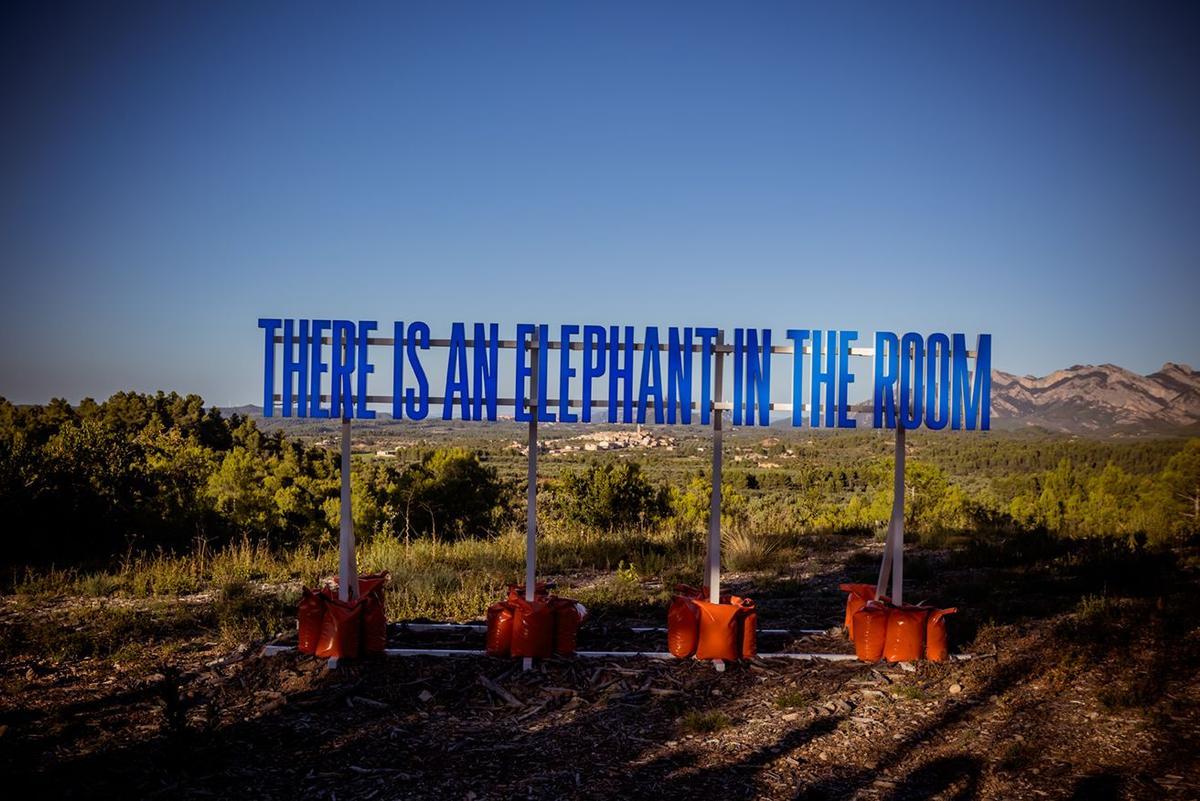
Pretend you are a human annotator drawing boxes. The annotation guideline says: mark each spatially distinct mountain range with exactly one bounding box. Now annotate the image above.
[991,363,1200,435]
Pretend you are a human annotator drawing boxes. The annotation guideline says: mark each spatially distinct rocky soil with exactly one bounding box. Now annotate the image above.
[2,539,1198,800]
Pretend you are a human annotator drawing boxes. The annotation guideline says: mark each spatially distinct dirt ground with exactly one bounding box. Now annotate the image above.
[2,538,1199,800]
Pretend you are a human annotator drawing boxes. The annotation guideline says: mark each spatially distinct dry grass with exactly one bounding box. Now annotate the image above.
[721,529,780,572]
[680,710,731,734]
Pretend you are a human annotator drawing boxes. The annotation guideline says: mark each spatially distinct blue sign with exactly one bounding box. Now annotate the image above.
[258,320,992,430]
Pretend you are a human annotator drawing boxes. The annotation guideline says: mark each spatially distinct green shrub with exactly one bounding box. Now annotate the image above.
[680,710,730,734]
[373,448,508,542]
[775,689,813,709]
[553,462,670,531]
[670,475,750,534]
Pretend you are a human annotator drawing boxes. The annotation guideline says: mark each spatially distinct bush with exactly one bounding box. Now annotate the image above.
[333,448,508,545]
[553,462,670,531]
[668,474,750,534]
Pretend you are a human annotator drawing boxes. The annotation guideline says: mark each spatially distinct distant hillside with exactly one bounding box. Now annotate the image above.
[992,363,1200,435]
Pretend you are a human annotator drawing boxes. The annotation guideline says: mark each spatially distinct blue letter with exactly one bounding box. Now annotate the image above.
[608,325,634,423]
[515,323,534,422]
[330,320,356,420]
[697,328,718,425]
[405,321,429,420]
[473,323,499,421]
[559,324,579,423]
[258,318,281,418]
[282,319,310,418]
[666,327,693,424]
[537,324,556,422]
[787,329,809,427]
[899,332,924,429]
[952,333,991,430]
[581,325,606,423]
[745,328,771,427]
[310,319,330,419]
[392,320,405,420]
[732,329,745,426]
[443,322,470,420]
[356,321,376,420]
[837,330,857,428]
[637,326,664,424]
[873,331,899,429]
[925,332,950,430]
[810,330,836,428]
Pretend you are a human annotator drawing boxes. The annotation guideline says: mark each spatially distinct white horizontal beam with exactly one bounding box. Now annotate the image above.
[263,644,955,663]
[271,336,976,359]
[629,626,825,635]
[369,622,829,635]
[757,653,859,661]
[271,392,872,414]
[385,648,487,656]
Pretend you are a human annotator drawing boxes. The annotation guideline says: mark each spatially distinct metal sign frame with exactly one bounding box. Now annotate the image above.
[263,325,987,661]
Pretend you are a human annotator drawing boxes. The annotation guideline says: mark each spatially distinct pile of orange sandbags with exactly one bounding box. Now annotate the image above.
[485,584,588,659]
[297,572,390,659]
[839,587,957,662]
[667,585,757,661]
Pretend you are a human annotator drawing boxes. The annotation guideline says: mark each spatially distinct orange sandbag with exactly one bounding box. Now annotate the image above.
[925,607,958,662]
[678,584,737,602]
[508,582,550,602]
[852,602,891,661]
[839,583,877,639]
[667,594,701,658]
[884,605,931,663]
[695,600,742,661]
[510,596,553,658]
[297,587,326,655]
[358,571,389,599]
[549,597,586,656]
[485,601,515,657]
[736,597,757,659]
[360,591,388,656]
[315,596,364,659]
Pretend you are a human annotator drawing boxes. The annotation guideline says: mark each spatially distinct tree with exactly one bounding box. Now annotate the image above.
[366,448,508,543]
[1160,439,1200,538]
[206,447,281,535]
[670,474,749,533]
[1077,463,1141,538]
[554,462,670,531]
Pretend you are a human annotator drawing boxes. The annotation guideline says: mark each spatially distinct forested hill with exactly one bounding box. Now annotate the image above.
[2,391,1199,573]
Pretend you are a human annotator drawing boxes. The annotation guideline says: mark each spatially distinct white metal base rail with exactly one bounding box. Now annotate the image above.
[397,623,827,635]
[262,643,857,662]
[261,643,973,664]
[277,331,936,671]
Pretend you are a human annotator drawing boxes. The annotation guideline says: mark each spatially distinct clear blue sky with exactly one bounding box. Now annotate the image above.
[2,1,1197,406]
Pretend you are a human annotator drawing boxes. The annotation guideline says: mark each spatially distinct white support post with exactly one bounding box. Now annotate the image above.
[892,422,905,606]
[338,337,358,603]
[707,331,725,605]
[523,329,539,671]
[875,514,895,602]
[875,423,906,605]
